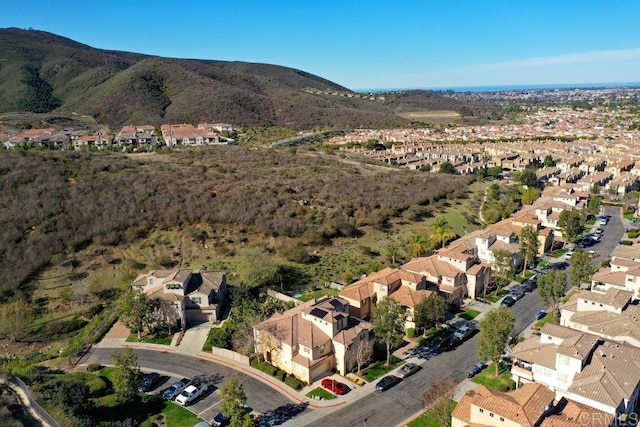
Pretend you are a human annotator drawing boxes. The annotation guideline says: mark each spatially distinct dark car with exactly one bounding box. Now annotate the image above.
[212,412,231,427]
[467,362,487,378]
[435,334,460,353]
[536,310,547,320]
[162,378,188,400]
[522,280,536,292]
[501,296,516,307]
[397,362,421,379]
[375,375,402,392]
[321,378,349,395]
[138,372,160,392]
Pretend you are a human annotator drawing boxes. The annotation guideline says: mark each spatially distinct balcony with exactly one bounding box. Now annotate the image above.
[511,361,533,381]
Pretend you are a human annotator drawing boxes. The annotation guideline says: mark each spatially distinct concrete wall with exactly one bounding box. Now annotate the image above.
[210,347,250,365]
[266,289,302,306]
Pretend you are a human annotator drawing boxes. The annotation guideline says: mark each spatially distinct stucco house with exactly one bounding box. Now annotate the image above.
[132,269,228,329]
[253,296,374,384]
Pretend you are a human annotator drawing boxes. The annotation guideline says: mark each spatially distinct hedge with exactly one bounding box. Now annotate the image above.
[407,328,415,338]
[285,376,304,390]
[251,360,278,376]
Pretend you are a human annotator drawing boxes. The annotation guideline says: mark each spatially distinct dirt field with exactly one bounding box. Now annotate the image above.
[396,110,461,121]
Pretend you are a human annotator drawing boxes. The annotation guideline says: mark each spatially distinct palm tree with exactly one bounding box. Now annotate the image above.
[430,217,456,249]
[407,233,429,258]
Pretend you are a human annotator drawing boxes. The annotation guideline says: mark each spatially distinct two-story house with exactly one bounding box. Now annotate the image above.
[253,296,374,384]
[132,269,228,329]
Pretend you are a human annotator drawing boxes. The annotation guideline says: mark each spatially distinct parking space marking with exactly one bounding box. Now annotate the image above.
[199,398,222,416]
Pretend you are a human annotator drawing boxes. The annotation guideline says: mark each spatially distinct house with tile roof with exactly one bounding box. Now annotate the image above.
[590,257,640,301]
[560,288,640,347]
[452,383,555,427]
[132,269,228,329]
[510,323,640,419]
[253,296,374,384]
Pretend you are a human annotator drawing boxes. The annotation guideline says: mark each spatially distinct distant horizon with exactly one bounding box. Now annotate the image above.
[356,81,640,94]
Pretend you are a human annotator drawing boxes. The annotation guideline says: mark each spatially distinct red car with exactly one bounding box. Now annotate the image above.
[321,378,348,395]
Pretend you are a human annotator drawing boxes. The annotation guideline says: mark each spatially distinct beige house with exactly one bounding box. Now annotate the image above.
[132,269,228,329]
[510,323,640,419]
[452,383,555,427]
[590,257,640,300]
[253,296,374,384]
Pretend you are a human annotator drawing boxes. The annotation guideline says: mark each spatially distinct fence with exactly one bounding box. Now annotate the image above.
[325,282,344,291]
[266,289,302,306]
[210,347,250,365]
[0,375,61,427]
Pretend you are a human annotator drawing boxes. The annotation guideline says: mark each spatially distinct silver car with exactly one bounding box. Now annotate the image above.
[397,362,420,378]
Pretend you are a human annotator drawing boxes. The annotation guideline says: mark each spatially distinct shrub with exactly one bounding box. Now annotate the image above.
[61,318,88,334]
[622,240,633,246]
[86,363,103,372]
[407,328,416,338]
[285,375,304,390]
[276,369,286,381]
[628,230,638,239]
[250,360,278,376]
[203,325,233,351]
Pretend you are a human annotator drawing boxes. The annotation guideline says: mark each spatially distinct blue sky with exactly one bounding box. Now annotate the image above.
[3,0,640,90]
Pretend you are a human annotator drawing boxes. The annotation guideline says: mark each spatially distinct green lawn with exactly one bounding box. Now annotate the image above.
[624,210,636,220]
[551,248,569,258]
[459,309,480,321]
[534,312,555,330]
[143,401,203,427]
[297,287,340,302]
[486,289,509,303]
[408,399,457,427]
[126,333,173,345]
[472,363,515,392]
[513,271,535,283]
[306,387,337,400]
[363,357,404,382]
[418,327,450,347]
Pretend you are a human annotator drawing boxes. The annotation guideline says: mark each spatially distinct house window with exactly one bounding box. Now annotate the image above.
[479,409,484,413]
[558,354,569,366]
[192,297,201,304]
[166,283,180,290]
[500,417,505,422]
[490,413,494,418]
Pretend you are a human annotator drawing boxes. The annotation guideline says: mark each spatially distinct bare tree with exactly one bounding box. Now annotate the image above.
[255,324,280,363]
[355,339,372,374]
[422,378,457,427]
[147,299,181,335]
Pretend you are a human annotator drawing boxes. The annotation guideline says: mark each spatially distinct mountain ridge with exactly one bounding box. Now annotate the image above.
[0,28,502,128]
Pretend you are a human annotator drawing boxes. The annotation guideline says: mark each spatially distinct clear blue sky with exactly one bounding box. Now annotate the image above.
[3,0,640,90]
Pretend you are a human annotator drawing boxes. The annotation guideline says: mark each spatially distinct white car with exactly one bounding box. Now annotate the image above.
[564,251,574,260]
[175,384,205,406]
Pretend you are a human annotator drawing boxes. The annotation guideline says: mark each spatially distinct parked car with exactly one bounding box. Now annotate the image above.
[321,378,349,395]
[175,384,206,406]
[375,375,402,392]
[467,362,487,378]
[564,251,574,260]
[162,378,189,400]
[397,362,421,379]
[436,334,461,352]
[522,279,537,292]
[138,372,160,392]
[536,310,547,320]
[501,296,516,307]
[211,412,231,427]
[453,325,474,341]
[509,289,525,300]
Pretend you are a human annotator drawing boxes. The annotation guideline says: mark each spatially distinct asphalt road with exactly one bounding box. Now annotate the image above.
[89,348,295,423]
[306,291,542,427]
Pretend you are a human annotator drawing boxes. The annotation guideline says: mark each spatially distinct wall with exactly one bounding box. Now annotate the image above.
[266,289,302,306]
[210,347,250,365]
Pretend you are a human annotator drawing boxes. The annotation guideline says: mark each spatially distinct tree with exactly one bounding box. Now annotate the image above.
[478,308,515,376]
[421,378,457,427]
[147,299,181,334]
[407,233,429,258]
[521,187,540,205]
[543,155,556,167]
[492,249,514,294]
[355,339,373,374]
[430,218,456,249]
[413,294,446,333]
[519,225,539,277]
[385,242,401,266]
[371,297,406,366]
[587,195,602,216]
[51,378,91,415]
[236,246,280,288]
[220,378,248,427]
[538,270,567,320]
[111,348,139,402]
[570,250,595,289]
[513,169,538,188]
[438,162,457,174]
[558,210,583,243]
[118,288,149,339]
[0,299,33,342]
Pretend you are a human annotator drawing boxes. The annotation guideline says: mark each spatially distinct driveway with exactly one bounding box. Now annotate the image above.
[177,322,211,354]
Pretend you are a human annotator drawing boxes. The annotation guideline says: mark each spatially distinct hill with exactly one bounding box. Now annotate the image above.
[0,28,502,128]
